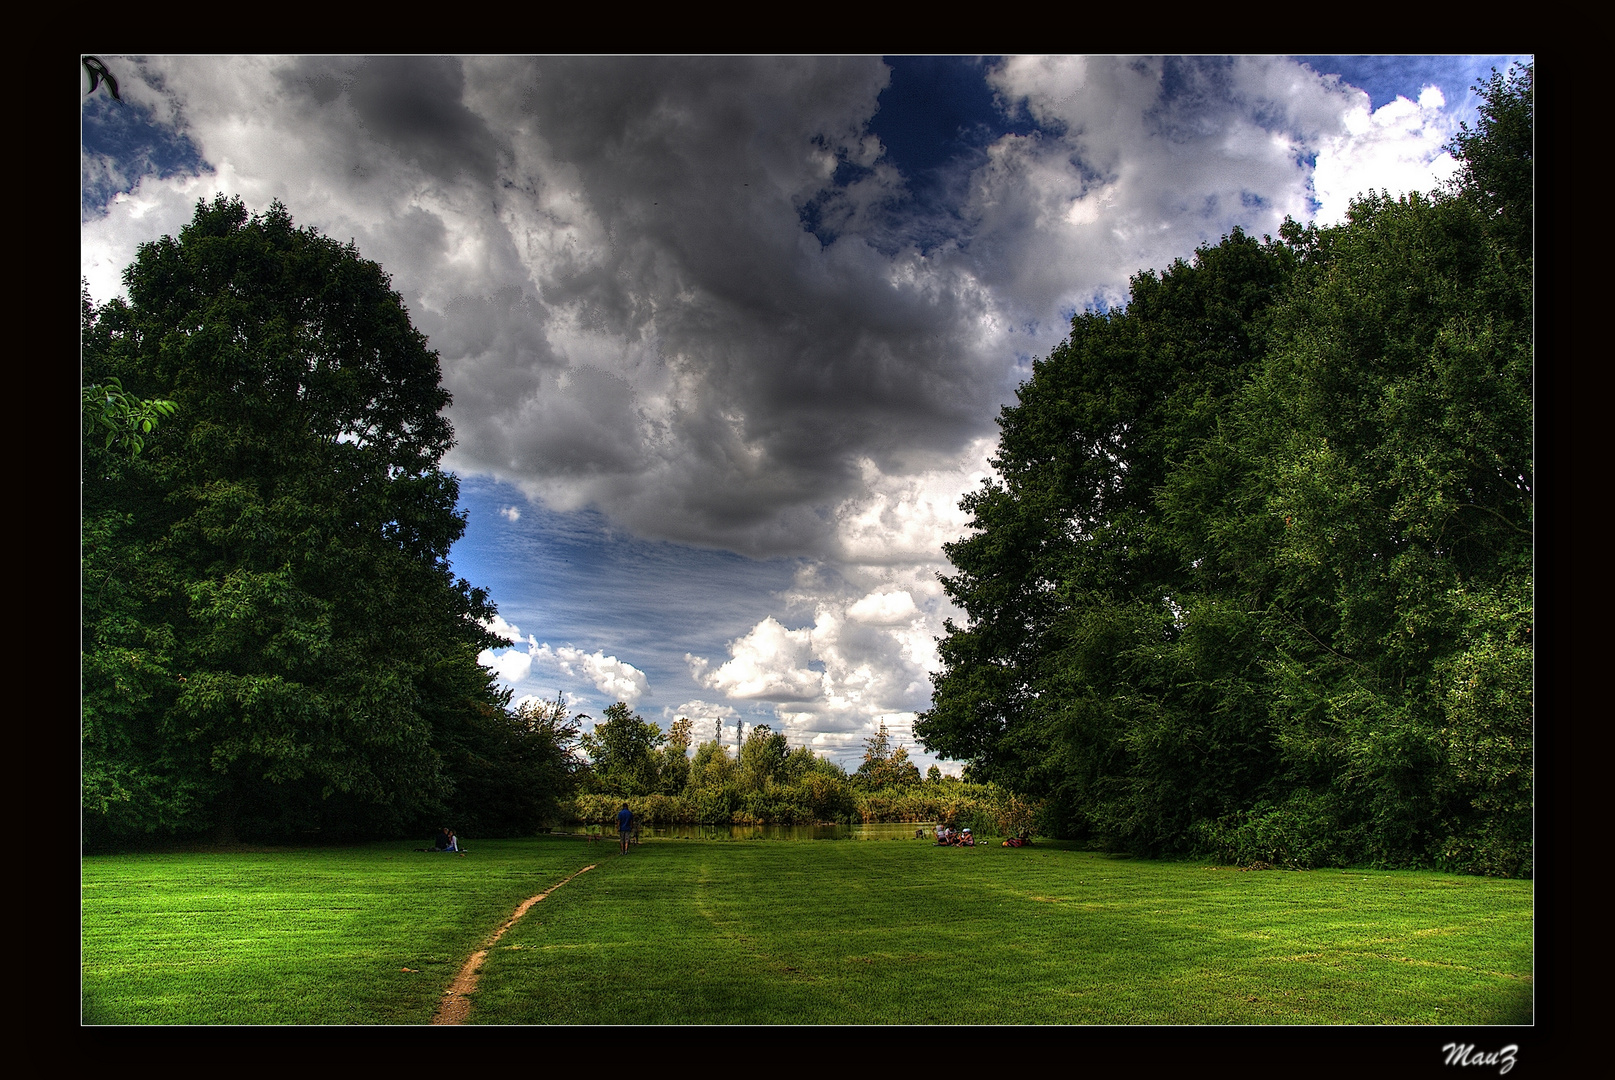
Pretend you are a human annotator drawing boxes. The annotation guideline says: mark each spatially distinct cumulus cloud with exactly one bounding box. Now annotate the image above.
[1310,89,1460,224]
[531,643,649,706]
[847,589,918,625]
[478,643,534,684]
[689,618,823,701]
[482,612,524,643]
[667,699,738,723]
[477,609,648,707]
[689,579,941,759]
[663,700,740,745]
[83,55,1495,766]
[974,56,1360,315]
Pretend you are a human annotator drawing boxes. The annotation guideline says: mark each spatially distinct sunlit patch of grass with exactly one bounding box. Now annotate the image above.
[470,841,1531,1025]
[82,838,1531,1025]
[81,838,598,1024]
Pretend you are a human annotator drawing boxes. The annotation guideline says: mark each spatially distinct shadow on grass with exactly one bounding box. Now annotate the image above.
[82,990,112,1025]
[1470,978,1532,1025]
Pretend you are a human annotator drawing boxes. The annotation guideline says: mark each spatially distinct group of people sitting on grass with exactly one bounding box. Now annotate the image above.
[930,824,1034,848]
[431,827,465,854]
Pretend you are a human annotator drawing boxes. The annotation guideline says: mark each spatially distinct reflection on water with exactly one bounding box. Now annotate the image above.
[563,822,935,842]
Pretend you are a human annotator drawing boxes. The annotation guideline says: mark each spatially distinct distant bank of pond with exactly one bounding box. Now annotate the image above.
[560,822,934,842]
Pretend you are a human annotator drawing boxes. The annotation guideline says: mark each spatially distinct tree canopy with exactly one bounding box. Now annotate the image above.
[579,702,667,797]
[82,196,572,845]
[855,721,922,789]
[917,62,1533,876]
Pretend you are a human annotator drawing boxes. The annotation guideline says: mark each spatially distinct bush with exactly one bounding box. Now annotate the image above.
[1195,790,1351,869]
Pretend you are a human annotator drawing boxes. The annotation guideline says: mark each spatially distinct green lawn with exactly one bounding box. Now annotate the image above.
[80,838,595,1024]
[82,836,1532,1025]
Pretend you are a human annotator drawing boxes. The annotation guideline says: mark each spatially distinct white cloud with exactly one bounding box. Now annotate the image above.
[83,56,1476,573]
[1311,92,1459,225]
[666,699,738,723]
[477,644,533,684]
[829,443,988,567]
[695,584,942,733]
[498,504,521,522]
[477,613,648,707]
[693,617,823,701]
[663,700,739,744]
[532,642,649,706]
[482,612,523,643]
[847,589,918,625]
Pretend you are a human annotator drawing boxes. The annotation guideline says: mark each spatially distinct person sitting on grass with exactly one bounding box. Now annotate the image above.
[434,827,451,852]
[617,803,634,854]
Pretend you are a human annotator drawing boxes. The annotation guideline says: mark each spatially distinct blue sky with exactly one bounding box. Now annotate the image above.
[82,55,1529,771]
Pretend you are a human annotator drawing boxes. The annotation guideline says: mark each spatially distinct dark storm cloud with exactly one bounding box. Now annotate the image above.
[397,56,1019,555]
[281,56,508,185]
[84,54,1491,565]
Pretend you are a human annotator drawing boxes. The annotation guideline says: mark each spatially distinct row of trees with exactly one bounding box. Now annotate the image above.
[917,65,1533,875]
[82,197,578,847]
[569,708,1002,826]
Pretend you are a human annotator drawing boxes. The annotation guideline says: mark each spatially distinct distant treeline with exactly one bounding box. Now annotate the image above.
[567,712,1038,835]
[917,65,1534,876]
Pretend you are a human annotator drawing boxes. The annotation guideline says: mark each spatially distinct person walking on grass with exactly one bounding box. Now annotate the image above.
[617,803,634,854]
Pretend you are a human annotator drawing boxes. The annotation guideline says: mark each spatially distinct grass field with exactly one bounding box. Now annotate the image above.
[81,836,1532,1025]
[80,839,591,1024]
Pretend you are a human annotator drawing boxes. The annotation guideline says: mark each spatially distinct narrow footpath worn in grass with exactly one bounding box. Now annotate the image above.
[469,839,1532,1025]
[81,838,597,1024]
[431,862,596,1025]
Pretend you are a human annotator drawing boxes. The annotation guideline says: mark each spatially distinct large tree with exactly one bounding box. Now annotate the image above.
[919,63,1532,874]
[82,196,519,844]
[580,702,666,797]
[1158,64,1533,874]
[917,227,1300,851]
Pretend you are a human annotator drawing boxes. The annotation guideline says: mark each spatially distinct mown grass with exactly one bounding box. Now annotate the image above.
[82,836,1532,1025]
[80,838,596,1024]
[471,840,1533,1025]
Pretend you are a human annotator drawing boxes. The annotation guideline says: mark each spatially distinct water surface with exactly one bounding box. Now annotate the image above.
[564,822,935,842]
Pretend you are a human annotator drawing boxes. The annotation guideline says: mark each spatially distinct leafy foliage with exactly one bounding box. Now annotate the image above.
[579,702,666,797]
[919,226,1298,853]
[1447,63,1533,257]
[81,196,551,845]
[918,63,1533,876]
[576,715,1013,827]
[83,378,177,456]
[855,720,923,789]
[436,692,583,837]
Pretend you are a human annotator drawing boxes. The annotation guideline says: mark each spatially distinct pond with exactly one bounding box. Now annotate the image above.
[560,822,936,842]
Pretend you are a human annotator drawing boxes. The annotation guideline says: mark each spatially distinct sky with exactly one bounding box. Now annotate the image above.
[81,54,1529,772]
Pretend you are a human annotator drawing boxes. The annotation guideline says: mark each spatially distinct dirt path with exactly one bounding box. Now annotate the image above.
[430,862,597,1025]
